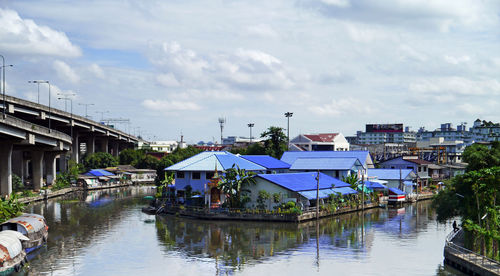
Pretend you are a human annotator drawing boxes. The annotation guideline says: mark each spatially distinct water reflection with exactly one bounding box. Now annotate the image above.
[19,186,155,275]
[154,202,442,274]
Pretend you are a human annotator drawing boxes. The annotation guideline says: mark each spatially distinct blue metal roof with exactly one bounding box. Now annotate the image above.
[368,169,414,180]
[216,154,266,171]
[164,151,266,172]
[362,181,387,189]
[256,172,350,192]
[241,155,291,169]
[388,187,406,195]
[281,151,370,167]
[85,169,114,177]
[297,186,356,200]
[289,157,361,170]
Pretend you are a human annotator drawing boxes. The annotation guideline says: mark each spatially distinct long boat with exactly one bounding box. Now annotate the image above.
[0,230,29,275]
[0,213,48,254]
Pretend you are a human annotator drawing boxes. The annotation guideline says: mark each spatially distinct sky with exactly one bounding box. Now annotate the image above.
[0,0,499,143]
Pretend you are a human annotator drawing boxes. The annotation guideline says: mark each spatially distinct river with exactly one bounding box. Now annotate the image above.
[16,186,463,275]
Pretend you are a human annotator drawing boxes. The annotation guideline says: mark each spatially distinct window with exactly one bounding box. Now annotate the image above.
[206,172,215,179]
[407,166,413,170]
[176,172,185,179]
[192,172,201,179]
[418,167,422,172]
[391,166,395,169]
[423,167,427,172]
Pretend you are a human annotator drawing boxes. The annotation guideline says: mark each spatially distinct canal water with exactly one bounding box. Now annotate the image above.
[16,186,463,275]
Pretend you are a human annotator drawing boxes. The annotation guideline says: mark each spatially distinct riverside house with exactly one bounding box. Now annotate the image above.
[248,172,357,210]
[368,168,417,194]
[164,151,266,206]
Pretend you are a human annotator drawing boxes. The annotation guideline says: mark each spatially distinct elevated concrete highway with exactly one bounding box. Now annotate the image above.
[0,95,141,196]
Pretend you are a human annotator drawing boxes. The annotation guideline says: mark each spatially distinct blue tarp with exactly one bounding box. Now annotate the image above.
[85,169,114,177]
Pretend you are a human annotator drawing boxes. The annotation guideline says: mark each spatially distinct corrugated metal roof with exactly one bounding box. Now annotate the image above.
[388,187,405,195]
[368,169,414,180]
[216,154,266,171]
[2,215,46,234]
[241,155,291,169]
[85,169,114,176]
[164,151,265,171]
[298,187,357,200]
[303,133,338,142]
[281,151,370,167]
[257,172,350,192]
[362,181,387,189]
[0,231,24,261]
[289,157,360,170]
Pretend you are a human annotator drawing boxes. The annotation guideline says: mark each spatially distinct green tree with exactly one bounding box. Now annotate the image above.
[260,126,287,159]
[119,148,145,165]
[83,152,118,170]
[342,174,359,190]
[218,165,256,208]
[462,142,500,172]
[133,155,159,169]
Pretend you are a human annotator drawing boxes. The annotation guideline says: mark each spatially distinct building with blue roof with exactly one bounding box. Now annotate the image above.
[248,172,356,210]
[164,151,267,196]
[281,151,375,169]
[368,168,416,194]
[288,157,365,180]
[240,155,290,173]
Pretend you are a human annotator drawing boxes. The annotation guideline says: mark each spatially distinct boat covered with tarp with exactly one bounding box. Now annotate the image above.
[0,230,29,274]
[0,213,48,253]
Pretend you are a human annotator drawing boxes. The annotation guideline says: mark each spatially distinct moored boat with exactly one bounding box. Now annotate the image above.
[0,230,29,275]
[0,214,48,254]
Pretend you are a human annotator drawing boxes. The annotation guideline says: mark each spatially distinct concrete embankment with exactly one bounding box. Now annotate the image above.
[18,183,138,204]
[444,230,500,275]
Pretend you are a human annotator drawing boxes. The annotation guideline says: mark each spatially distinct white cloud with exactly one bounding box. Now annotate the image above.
[0,8,81,57]
[308,97,374,117]
[156,73,180,87]
[444,55,471,65]
[53,60,80,84]
[88,64,105,79]
[141,99,201,112]
[245,24,279,38]
[409,77,500,96]
[320,0,350,8]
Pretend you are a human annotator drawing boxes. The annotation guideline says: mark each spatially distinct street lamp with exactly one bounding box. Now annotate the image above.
[96,110,109,122]
[58,95,74,138]
[247,123,254,144]
[285,112,293,150]
[28,80,41,104]
[79,103,94,119]
[57,92,76,112]
[29,80,51,130]
[1,55,13,119]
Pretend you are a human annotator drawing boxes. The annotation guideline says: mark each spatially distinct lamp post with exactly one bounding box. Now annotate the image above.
[1,55,13,119]
[79,103,94,119]
[29,80,51,130]
[58,95,74,138]
[247,123,254,144]
[284,112,293,150]
[96,110,109,122]
[28,80,41,104]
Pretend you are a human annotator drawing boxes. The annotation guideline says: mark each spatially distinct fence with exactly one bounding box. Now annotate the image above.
[444,229,500,275]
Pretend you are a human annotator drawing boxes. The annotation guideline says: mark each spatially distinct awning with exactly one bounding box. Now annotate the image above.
[362,181,387,190]
[298,187,358,200]
[388,187,405,195]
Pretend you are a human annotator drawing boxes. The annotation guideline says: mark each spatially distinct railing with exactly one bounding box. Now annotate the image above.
[445,229,500,274]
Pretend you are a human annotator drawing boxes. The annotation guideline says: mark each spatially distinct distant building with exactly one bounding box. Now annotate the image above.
[357,124,416,145]
[415,137,466,164]
[368,168,416,194]
[378,156,432,187]
[289,133,350,151]
[222,136,264,147]
[417,119,499,145]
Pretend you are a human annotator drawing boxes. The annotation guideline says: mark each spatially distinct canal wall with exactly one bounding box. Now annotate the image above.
[18,183,138,204]
[444,229,500,275]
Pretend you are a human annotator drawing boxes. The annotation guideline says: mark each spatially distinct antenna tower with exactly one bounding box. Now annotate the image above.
[218,117,226,144]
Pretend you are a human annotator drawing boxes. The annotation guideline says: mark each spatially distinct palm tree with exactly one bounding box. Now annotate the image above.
[218,165,256,208]
[342,174,359,190]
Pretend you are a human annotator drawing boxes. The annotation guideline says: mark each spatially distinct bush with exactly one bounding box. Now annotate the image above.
[12,174,23,192]
[83,152,118,170]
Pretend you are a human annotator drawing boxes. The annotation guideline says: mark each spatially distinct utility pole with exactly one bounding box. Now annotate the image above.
[362,174,365,211]
[247,123,254,144]
[285,112,293,150]
[316,170,320,220]
[79,103,94,119]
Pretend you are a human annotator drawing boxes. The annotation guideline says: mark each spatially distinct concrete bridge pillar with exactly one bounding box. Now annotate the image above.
[71,130,79,163]
[23,158,29,180]
[112,142,120,157]
[58,153,67,173]
[87,136,95,155]
[32,151,44,191]
[45,153,58,185]
[11,151,24,184]
[101,137,109,153]
[0,143,13,196]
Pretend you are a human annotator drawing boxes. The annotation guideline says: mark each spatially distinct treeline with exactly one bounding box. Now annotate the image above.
[433,141,500,260]
[230,126,288,159]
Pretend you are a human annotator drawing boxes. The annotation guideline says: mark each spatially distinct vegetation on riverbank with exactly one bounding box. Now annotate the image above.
[433,142,500,260]
[0,194,25,223]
